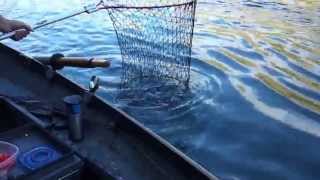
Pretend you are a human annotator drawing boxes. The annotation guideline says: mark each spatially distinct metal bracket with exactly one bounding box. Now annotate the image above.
[83,76,100,104]
[89,76,100,93]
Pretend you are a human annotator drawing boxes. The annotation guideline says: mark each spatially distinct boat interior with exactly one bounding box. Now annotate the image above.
[0,44,215,180]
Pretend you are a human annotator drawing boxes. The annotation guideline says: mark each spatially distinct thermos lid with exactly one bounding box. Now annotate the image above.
[63,95,82,114]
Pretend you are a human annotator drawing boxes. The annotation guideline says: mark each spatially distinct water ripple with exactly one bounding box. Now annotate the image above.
[2,0,320,180]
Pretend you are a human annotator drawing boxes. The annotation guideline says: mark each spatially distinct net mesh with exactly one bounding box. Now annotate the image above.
[105,0,197,88]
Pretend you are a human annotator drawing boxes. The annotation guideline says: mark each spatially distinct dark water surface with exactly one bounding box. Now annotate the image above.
[2,0,320,179]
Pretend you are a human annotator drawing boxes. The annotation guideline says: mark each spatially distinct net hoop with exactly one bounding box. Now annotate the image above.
[105,0,197,88]
[99,0,196,10]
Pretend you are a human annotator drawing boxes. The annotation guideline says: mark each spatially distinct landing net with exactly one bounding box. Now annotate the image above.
[103,0,197,87]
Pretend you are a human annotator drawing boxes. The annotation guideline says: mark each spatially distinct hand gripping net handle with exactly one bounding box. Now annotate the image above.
[0,1,104,41]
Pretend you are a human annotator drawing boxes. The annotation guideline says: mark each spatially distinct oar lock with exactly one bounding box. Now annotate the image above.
[49,53,65,70]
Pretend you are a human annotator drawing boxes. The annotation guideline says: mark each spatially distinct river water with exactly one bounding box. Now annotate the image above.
[2,0,320,179]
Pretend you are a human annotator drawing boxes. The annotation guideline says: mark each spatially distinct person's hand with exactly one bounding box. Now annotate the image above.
[0,16,32,41]
[7,19,32,41]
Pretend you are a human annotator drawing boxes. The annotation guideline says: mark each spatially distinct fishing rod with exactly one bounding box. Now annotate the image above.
[0,1,106,41]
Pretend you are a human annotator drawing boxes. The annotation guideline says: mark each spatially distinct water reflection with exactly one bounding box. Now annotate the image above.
[196,0,320,116]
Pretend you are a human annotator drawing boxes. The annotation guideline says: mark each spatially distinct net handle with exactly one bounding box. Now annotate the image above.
[0,0,196,41]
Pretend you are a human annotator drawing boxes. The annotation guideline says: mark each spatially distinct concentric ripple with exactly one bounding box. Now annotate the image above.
[98,59,221,125]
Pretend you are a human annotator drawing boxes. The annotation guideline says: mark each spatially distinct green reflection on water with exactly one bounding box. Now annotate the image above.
[271,62,320,92]
[196,0,320,114]
[257,73,320,114]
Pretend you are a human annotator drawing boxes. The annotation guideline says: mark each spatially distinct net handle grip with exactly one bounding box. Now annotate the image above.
[35,56,111,69]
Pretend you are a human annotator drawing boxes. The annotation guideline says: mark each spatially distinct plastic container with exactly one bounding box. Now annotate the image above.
[0,141,19,178]
[19,146,62,170]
